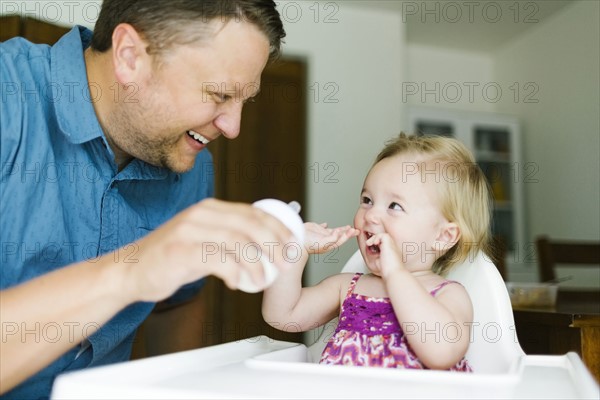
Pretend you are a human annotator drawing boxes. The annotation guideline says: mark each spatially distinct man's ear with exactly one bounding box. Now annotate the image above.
[433,222,461,254]
[111,23,150,85]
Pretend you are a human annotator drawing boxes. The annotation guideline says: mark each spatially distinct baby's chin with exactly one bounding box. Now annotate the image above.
[368,269,383,278]
[363,259,383,277]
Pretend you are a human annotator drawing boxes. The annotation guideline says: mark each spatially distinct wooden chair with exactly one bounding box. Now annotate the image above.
[535,236,600,282]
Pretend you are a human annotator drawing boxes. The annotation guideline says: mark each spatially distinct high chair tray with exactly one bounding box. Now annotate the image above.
[51,336,599,399]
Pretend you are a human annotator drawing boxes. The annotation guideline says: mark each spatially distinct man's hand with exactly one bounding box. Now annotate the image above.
[123,198,298,302]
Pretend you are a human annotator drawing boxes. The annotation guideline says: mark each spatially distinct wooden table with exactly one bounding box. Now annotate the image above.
[513,290,600,383]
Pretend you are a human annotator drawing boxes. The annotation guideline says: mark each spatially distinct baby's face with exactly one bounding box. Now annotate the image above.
[354,153,452,273]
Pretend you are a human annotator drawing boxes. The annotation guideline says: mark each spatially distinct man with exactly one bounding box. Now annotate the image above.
[0,1,288,398]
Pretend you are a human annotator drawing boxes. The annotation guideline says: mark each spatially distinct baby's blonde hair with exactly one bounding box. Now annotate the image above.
[375,133,493,275]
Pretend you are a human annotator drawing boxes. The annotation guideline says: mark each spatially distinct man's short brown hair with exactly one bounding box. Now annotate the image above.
[91,0,286,63]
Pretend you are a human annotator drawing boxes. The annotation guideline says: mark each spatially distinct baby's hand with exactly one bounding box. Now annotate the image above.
[365,233,405,277]
[304,222,359,254]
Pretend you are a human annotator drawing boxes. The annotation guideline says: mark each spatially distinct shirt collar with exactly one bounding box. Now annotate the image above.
[116,159,171,181]
[51,26,104,144]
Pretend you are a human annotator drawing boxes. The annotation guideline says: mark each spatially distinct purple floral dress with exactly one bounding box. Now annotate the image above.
[319,273,472,371]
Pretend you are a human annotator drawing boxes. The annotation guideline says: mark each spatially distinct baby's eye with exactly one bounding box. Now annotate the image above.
[361,196,372,205]
[389,202,404,211]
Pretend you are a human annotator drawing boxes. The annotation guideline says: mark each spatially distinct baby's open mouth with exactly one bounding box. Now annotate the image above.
[365,232,380,254]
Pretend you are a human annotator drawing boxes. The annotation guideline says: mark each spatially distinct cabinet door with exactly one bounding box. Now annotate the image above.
[407,106,461,138]
[466,118,524,255]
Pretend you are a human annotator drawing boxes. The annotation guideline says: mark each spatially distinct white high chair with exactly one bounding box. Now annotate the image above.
[308,250,525,374]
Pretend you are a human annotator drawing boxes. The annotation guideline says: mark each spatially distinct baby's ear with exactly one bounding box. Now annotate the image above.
[433,222,460,254]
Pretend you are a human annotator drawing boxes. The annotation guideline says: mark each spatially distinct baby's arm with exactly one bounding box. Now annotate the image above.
[262,223,358,332]
[387,275,473,369]
[368,233,473,369]
[262,266,344,332]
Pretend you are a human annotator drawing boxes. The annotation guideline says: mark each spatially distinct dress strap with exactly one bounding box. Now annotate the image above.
[430,280,461,297]
[345,273,363,297]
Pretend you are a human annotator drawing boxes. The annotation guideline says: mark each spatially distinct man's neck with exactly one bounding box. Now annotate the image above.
[84,47,133,170]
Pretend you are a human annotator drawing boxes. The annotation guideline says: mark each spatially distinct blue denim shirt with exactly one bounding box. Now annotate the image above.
[1,27,214,399]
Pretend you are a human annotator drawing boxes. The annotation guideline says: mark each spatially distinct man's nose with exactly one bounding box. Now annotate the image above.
[213,102,243,139]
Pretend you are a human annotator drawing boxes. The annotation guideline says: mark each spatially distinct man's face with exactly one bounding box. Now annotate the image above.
[105,20,270,172]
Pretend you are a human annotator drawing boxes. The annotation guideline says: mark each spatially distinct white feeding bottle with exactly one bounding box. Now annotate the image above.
[237,199,305,293]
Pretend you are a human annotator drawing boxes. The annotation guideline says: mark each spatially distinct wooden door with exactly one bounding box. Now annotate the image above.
[204,59,307,345]
[0,15,69,43]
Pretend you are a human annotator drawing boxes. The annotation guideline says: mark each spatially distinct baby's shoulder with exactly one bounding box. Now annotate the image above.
[324,272,368,293]
[430,278,468,295]
[319,272,355,289]
[333,272,360,286]
[430,279,473,317]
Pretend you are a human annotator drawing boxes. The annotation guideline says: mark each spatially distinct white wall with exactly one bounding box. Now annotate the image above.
[493,0,600,242]
[402,1,599,285]
[402,1,599,246]
[280,1,405,287]
[404,1,600,246]
[493,0,599,286]
[405,44,495,114]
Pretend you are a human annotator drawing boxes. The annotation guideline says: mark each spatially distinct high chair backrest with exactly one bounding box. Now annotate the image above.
[308,250,525,374]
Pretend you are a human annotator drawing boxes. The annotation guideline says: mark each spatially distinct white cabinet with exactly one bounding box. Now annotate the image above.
[407,106,525,268]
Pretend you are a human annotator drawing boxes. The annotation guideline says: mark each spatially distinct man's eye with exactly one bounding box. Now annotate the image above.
[213,93,231,103]
[390,202,403,211]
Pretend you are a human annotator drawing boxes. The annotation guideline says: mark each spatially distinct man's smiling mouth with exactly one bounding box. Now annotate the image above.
[187,130,210,145]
